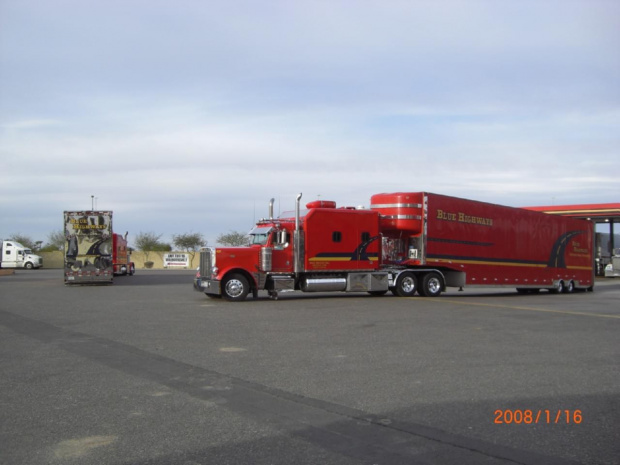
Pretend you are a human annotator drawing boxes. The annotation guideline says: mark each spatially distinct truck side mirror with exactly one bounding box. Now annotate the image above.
[278,231,289,245]
[273,231,289,249]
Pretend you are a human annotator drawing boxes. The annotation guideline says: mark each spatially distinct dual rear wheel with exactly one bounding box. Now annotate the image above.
[392,271,443,297]
[552,280,575,294]
[518,280,576,294]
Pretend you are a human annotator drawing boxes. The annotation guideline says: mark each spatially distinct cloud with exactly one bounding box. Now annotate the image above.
[1,0,618,244]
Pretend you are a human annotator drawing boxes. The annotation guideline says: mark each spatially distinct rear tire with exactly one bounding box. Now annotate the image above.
[419,272,443,297]
[551,280,564,294]
[564,280,574,293]
[394,272,418,297]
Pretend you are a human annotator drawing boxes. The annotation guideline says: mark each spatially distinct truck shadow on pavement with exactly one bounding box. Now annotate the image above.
[113,271,196,287]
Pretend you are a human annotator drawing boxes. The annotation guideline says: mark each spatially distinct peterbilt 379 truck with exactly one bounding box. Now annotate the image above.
[194,192,594,301]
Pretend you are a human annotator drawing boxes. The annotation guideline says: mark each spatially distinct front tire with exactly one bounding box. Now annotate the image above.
[25,262,33,269]
[222,273,250,301]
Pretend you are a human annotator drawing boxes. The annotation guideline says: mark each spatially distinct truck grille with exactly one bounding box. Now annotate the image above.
[199,248,213,278]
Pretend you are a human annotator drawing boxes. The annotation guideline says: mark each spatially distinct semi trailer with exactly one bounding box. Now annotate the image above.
[64,211,135,284]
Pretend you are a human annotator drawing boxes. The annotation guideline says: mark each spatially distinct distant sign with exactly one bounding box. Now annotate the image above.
[163,253,190,268]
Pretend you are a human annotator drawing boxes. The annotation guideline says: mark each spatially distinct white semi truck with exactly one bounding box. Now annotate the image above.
[0,240,43,269]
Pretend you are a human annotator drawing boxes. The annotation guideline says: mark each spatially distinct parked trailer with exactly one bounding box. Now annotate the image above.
[64,211,114,284]
[194,192,594,301]
[64,211,135,284]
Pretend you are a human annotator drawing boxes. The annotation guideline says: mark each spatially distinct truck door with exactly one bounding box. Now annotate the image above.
[352,229,381,270]
[270,230,294,272]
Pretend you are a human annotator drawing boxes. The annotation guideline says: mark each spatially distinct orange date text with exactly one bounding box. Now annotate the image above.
[494,409,582,424]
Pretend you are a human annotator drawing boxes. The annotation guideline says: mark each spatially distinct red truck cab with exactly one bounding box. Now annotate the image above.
[112,232,135,276]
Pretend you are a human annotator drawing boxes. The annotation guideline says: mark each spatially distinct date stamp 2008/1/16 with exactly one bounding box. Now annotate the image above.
[494,410,582,424]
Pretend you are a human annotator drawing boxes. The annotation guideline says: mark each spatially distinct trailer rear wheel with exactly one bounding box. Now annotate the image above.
[564,280,575,293]
[551,280,564,294]
[394,272,418,297]
[222,273,250,301]
[419,272,443,297]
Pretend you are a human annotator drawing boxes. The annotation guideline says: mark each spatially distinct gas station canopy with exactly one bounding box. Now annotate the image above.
[523,203,620,224]
[523,203,620,271]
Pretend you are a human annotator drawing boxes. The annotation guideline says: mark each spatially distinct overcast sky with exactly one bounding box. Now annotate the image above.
[1,0,619,247]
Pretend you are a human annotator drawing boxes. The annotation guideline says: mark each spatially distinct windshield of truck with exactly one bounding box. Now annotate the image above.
[248,226,273,245]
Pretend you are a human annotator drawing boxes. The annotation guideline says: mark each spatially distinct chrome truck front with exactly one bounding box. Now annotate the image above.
[194,248,220,294]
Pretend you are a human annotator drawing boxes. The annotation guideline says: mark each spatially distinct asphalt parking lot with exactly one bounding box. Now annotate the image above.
[1,269,618,465]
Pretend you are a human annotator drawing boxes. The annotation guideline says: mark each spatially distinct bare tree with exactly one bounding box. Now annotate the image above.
[216,231,249,246]
[7,233,36,250]
[134,232,171,263]
[46,230,65,251]
[172,232,207,267]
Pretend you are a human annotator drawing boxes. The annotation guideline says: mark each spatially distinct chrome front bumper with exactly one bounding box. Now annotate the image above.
[194,277,221,295]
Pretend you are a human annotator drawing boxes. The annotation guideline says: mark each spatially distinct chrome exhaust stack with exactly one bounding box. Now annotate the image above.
[295,193,302,231]
[269,198,275,220]
[294,193,304,275]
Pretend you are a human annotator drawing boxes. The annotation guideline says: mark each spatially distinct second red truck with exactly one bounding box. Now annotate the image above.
[195,192,594,300]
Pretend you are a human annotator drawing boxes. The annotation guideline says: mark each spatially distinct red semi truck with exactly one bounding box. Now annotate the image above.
[194,192,594,301]
[112,232,135,276]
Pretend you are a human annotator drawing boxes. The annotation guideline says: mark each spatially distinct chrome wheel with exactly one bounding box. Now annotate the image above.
[222,274,250,301]
[420,272,443,297]
[395,272,417,297]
